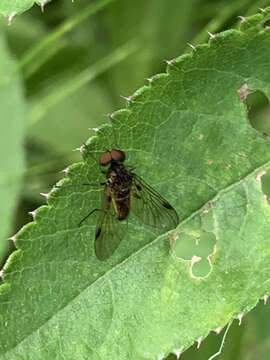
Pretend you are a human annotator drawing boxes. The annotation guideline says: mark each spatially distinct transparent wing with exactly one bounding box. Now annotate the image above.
[131,175,179,230]
[94,188,128,261]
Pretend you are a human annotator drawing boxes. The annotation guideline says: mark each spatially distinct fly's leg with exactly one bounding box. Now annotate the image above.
[78,208,101,227]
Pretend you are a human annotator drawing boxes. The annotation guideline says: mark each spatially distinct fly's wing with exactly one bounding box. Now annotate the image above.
[131,175,179,231]
[94,188,128,261]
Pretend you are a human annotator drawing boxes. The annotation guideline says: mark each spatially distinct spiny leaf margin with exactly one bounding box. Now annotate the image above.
[0,0,50,19]
[1,7,270,360]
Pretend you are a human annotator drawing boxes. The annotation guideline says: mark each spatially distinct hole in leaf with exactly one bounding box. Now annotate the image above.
[262,18,270,28]
[172,233,197,260]
[245,90,270,136]
[261,171,270,204]
[172,232,216,278]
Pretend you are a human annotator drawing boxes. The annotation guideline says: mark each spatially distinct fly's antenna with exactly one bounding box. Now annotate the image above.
[107,113,121,149]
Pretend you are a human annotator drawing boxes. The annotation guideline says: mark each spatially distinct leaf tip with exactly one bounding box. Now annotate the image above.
[106,112,115,121]
[165,58,178,71]
[40,3,45,12]
[196,336,204,348]
[74,145,85,153]
[237,312,245,325]
[263,294,269,304]
[207,31,216,39]
[120,94,133,105]
[40,192,51,200]
[187,43,197,51]
[165,59,174,66]
[8,12,16,25]
[8,234,17,243]
[214,327,223,334]
[172,348,183,359]
[88,127,99,133]
[28,210,37,219]
[60,167,70,175]
[238,16,247,23]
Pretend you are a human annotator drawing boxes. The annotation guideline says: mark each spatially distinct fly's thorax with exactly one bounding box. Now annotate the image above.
[106,161,134,198]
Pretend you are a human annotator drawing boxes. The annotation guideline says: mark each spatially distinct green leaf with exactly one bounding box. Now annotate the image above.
[1,8,270,360]
[0,0,47,19]
[178,300,270,360]
[0,0,114,23]
[0,35,25,262]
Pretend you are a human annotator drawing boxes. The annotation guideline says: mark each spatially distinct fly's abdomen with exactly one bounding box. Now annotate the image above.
[114,196,131,220]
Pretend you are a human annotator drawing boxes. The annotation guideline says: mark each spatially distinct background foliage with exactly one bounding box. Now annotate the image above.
[1,0,270,359]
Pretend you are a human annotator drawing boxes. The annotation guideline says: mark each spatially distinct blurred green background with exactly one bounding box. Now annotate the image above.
[1,0,270,359]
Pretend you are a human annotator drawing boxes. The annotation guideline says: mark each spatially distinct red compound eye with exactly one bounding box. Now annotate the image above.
[99,149,126,165]
[110,149,126,162]
[99,151,112,166]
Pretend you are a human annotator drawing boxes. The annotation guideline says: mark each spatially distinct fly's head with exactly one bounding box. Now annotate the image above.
[99,149,126,166]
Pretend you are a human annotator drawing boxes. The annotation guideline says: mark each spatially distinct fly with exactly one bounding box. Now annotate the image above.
[80,148,179,261]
